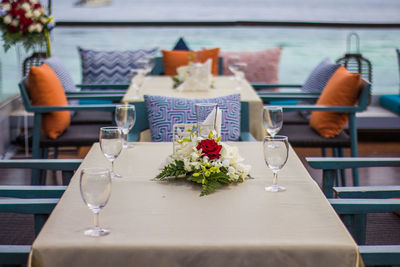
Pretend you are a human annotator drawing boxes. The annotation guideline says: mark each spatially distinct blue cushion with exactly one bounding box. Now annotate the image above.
[44,57,79,114]
[380,94,400,115]
[78,47,158,84]
[173,37,190,51]
[301,58,341,94]
[144,94,241,142]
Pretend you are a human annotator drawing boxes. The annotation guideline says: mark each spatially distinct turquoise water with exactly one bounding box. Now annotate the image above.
[1,0,400,101]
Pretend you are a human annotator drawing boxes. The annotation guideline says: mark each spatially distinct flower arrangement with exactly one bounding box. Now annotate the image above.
[0,0,55,55]
[155,128,251,196]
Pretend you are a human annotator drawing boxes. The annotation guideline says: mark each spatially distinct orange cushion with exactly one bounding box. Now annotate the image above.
[162,48,220,76]
[28,63,71,139]
[309,66,361,138]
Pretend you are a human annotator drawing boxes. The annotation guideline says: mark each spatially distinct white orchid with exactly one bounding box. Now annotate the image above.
[32,9,41,19]
[11,19,19,27]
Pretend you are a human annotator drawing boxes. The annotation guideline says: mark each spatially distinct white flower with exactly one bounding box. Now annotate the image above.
[28,24,35,32]
[32,9,41,19]
[40,16,47,24]
[21,3,31,11]
[11,19,19,27]
[40,8,45,15]
[3,14,12,24]
[3,3,10,11]
[25,10,33,18]
[30,0,38,4]
[35,23,43,32]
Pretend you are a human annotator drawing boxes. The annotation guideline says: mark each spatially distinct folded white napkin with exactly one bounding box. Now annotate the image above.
[176,59,213,91]
[202,106,222,136]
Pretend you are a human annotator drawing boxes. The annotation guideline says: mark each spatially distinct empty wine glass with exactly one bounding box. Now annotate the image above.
[80,167,111,237]
[99,127,123,179]
[233,62,247,90]
[115,105,136,148]
[263,135,289,192]
[228,55,240,78]
[263,106,283,137]
[130,62,146,99]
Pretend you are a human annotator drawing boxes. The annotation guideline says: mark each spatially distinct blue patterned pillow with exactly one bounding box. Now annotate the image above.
[78,47,158,84]
[144,94,241,142]
[44,57,79,114]
[300,58,341,118]
[302,58,341,94]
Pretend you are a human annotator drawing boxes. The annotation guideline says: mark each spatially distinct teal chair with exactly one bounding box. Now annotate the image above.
[19,80,120,184]
[0,159,81,265]
[130,101,256,142]
[259,80,371,186]
[307,157,400,266]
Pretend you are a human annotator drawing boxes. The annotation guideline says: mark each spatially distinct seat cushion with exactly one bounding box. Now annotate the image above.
[283,111,309,125]
[40,124,107,147]
[310,66,361,138]
[78,47,158,84]
[161,48,220,76]
[380,94,400,115]
[220,47,282,84]
[28,64,71,139]
[71,111,113,125]
[144,94,241,142]
[280,125,350,147]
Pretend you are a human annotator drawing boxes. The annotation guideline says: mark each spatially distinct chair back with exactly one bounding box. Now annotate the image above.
[151,57,224,75]
[22,52,47,77]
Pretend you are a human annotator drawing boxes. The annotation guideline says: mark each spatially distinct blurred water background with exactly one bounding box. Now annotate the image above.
[1,0,399,101]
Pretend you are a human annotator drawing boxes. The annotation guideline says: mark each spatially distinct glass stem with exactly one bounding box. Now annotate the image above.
[111,160,115,174]
[272,172,278,186]
[94,212,100,229]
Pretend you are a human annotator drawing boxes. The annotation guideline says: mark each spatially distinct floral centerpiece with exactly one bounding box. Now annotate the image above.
[155,128,251,196]
[0,0,55,55]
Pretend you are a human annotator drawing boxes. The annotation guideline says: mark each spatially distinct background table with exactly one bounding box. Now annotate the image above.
[122,76,264,141]
[29,142,361,267]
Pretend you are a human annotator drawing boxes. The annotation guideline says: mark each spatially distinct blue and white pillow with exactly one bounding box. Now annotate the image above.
[144,94,241,142]
[78,47,158,84]
[302,58,341,94]
[44,57,79,114]
[300,58,341,118]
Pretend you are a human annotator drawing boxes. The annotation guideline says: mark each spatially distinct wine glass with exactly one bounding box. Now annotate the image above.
[80,167,111,237]
[233,62,247,90]
[130,61,146,99]
[115,105,136,148]
[228,55,240,80]
[263,135,289,192]
[195,103,219,140]
[99,127,123,179]
[263,106,283,137]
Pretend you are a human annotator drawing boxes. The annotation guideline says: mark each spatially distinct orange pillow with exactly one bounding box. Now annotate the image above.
[28,63,71,139]
[309,66,361,138]
[162,48,220,76]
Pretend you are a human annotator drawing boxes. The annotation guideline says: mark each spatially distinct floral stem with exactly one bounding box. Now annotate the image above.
[44,29,51,57]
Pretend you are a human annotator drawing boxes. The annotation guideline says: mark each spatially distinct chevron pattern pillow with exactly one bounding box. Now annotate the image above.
[78,47,158,84]
[144,94,241,142]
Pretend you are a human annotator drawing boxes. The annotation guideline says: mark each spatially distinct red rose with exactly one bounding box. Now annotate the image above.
[1,0,10,3]
[9,8,17,16]
[7,25,17,32]
[10,2,17,8]
[196,139,222,160]
[33,3,41,9]
[16,8,25,17]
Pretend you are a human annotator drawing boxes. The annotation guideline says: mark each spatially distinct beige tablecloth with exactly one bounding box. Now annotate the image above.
[29,142,361,267]
[122,76,264,140]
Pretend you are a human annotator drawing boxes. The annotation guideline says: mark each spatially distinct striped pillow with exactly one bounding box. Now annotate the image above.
[144,94,241,142]
[78,47,158,84]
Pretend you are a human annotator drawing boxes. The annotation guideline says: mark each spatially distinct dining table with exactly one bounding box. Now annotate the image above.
[121,75,265,141]
[29,142,362,267]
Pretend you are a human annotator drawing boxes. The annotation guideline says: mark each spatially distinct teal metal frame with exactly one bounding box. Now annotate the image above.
[0,159,80,265]
[258,80,371,185]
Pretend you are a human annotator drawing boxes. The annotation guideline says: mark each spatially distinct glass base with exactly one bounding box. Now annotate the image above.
[265,185,286,192]
[111,172,122,179]
[84,227,110,237]
[123,143,134,149]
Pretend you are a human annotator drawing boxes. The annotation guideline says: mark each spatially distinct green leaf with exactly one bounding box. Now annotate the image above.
[156,160,186,178]
[200,180,222,196]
